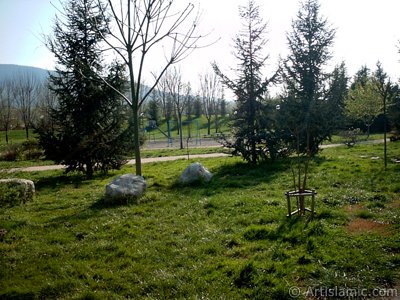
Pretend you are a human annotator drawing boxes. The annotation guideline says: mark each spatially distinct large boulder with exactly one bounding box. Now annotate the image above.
[179,162,213,185]
[0,178,35,207]
[105,174,147,204]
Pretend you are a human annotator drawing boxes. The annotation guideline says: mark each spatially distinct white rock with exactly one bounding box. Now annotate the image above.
[0,178,35,204]
[105,174,147,203]
[179,162,213,184]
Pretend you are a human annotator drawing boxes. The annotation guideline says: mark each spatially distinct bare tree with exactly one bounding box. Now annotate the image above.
[97,0,204,175]
[156,73,173,122]
[166,67,188,149]
[199,71,220,135]
[35,82,58,131]
[13,72,40,139]
[0,80,14,144]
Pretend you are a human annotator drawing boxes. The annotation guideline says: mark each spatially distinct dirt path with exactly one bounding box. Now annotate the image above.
[3,153,230,173]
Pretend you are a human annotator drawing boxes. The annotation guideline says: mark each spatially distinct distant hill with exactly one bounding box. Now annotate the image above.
[0,64,51,83]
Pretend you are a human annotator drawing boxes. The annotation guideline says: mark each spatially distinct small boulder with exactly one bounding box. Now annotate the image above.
[179,162,213,185]
[0,178,35,206]
[105,174,147,204]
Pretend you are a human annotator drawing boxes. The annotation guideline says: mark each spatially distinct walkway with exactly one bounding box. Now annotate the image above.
[3,153,230,173]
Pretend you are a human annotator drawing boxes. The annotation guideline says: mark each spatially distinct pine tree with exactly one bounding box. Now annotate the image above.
[213,0,279,164]
[280,0,335,155]
[37,0,132,178]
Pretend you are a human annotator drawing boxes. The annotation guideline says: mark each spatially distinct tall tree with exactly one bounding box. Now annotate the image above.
[213,0,279,164]
[38,0,132,178]
[279,0,335,197]
[97,0,203,176]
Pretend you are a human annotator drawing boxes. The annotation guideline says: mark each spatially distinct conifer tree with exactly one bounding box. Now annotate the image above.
[280,0,335,155]
[37,0,132,178]
[213,0,279,164]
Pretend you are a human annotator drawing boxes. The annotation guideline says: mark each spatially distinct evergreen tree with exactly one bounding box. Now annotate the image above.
[37,0,132,178]
[325,62,349,133]
[280,0,335,155]
[213,0,279,164]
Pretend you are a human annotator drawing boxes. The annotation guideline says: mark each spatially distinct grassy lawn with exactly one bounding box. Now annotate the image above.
[0,143,399,299]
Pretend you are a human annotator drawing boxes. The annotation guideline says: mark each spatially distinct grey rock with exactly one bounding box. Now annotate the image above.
[105,174,147,203]
[179,162,213,184]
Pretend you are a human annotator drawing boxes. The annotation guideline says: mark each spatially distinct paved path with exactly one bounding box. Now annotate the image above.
[3,153,230,173]
[1,139,388,173]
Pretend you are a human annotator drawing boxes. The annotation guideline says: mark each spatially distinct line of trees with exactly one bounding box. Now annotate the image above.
[2,0,400,178]
[0,73,50,143]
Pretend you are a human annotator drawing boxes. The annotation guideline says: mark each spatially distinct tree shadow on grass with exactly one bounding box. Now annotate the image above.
[34,171,112,192]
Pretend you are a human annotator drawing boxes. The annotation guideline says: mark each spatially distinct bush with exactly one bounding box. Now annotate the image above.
[0,139,44,161]
[21,139,44,160]
[339,128,361,147]
[0,144,21,161]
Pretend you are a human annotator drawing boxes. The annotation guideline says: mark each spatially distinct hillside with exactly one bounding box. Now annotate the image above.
[0,64,50,82]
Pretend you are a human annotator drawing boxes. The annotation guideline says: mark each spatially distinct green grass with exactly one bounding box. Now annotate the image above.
[323,133,384,145]
[145,116,231,140]
[0,142,399,298]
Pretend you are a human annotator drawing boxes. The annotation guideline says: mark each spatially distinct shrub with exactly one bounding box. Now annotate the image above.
[0,144,22,161]
[339,128,361,147]
[21,139,44,160]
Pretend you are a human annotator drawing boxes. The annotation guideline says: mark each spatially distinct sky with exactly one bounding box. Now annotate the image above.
[1,0,400,93]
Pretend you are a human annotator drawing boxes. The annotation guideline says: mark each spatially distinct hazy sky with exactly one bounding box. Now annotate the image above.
[1,0,400,90]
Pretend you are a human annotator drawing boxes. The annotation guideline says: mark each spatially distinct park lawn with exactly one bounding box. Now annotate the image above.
[0,142,399,299]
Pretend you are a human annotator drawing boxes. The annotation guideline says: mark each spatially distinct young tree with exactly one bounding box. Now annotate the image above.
[279,0,335,199]
[39,0,132,178]
[97,0,204,176]
[280,0,335,156]
[213,0,279,164]
[372,62,396,169]
[345,70,381,138]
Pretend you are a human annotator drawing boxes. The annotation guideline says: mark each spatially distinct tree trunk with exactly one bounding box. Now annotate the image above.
[133,107,142,176]
[86,160,93,179]
[5,125,9,144]
[178,112,184,149]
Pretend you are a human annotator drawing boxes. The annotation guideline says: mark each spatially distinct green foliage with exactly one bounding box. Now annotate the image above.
[345,79,381,134]
[213,0,280,164]
[280,0,336,156]
[37,0,133,178]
